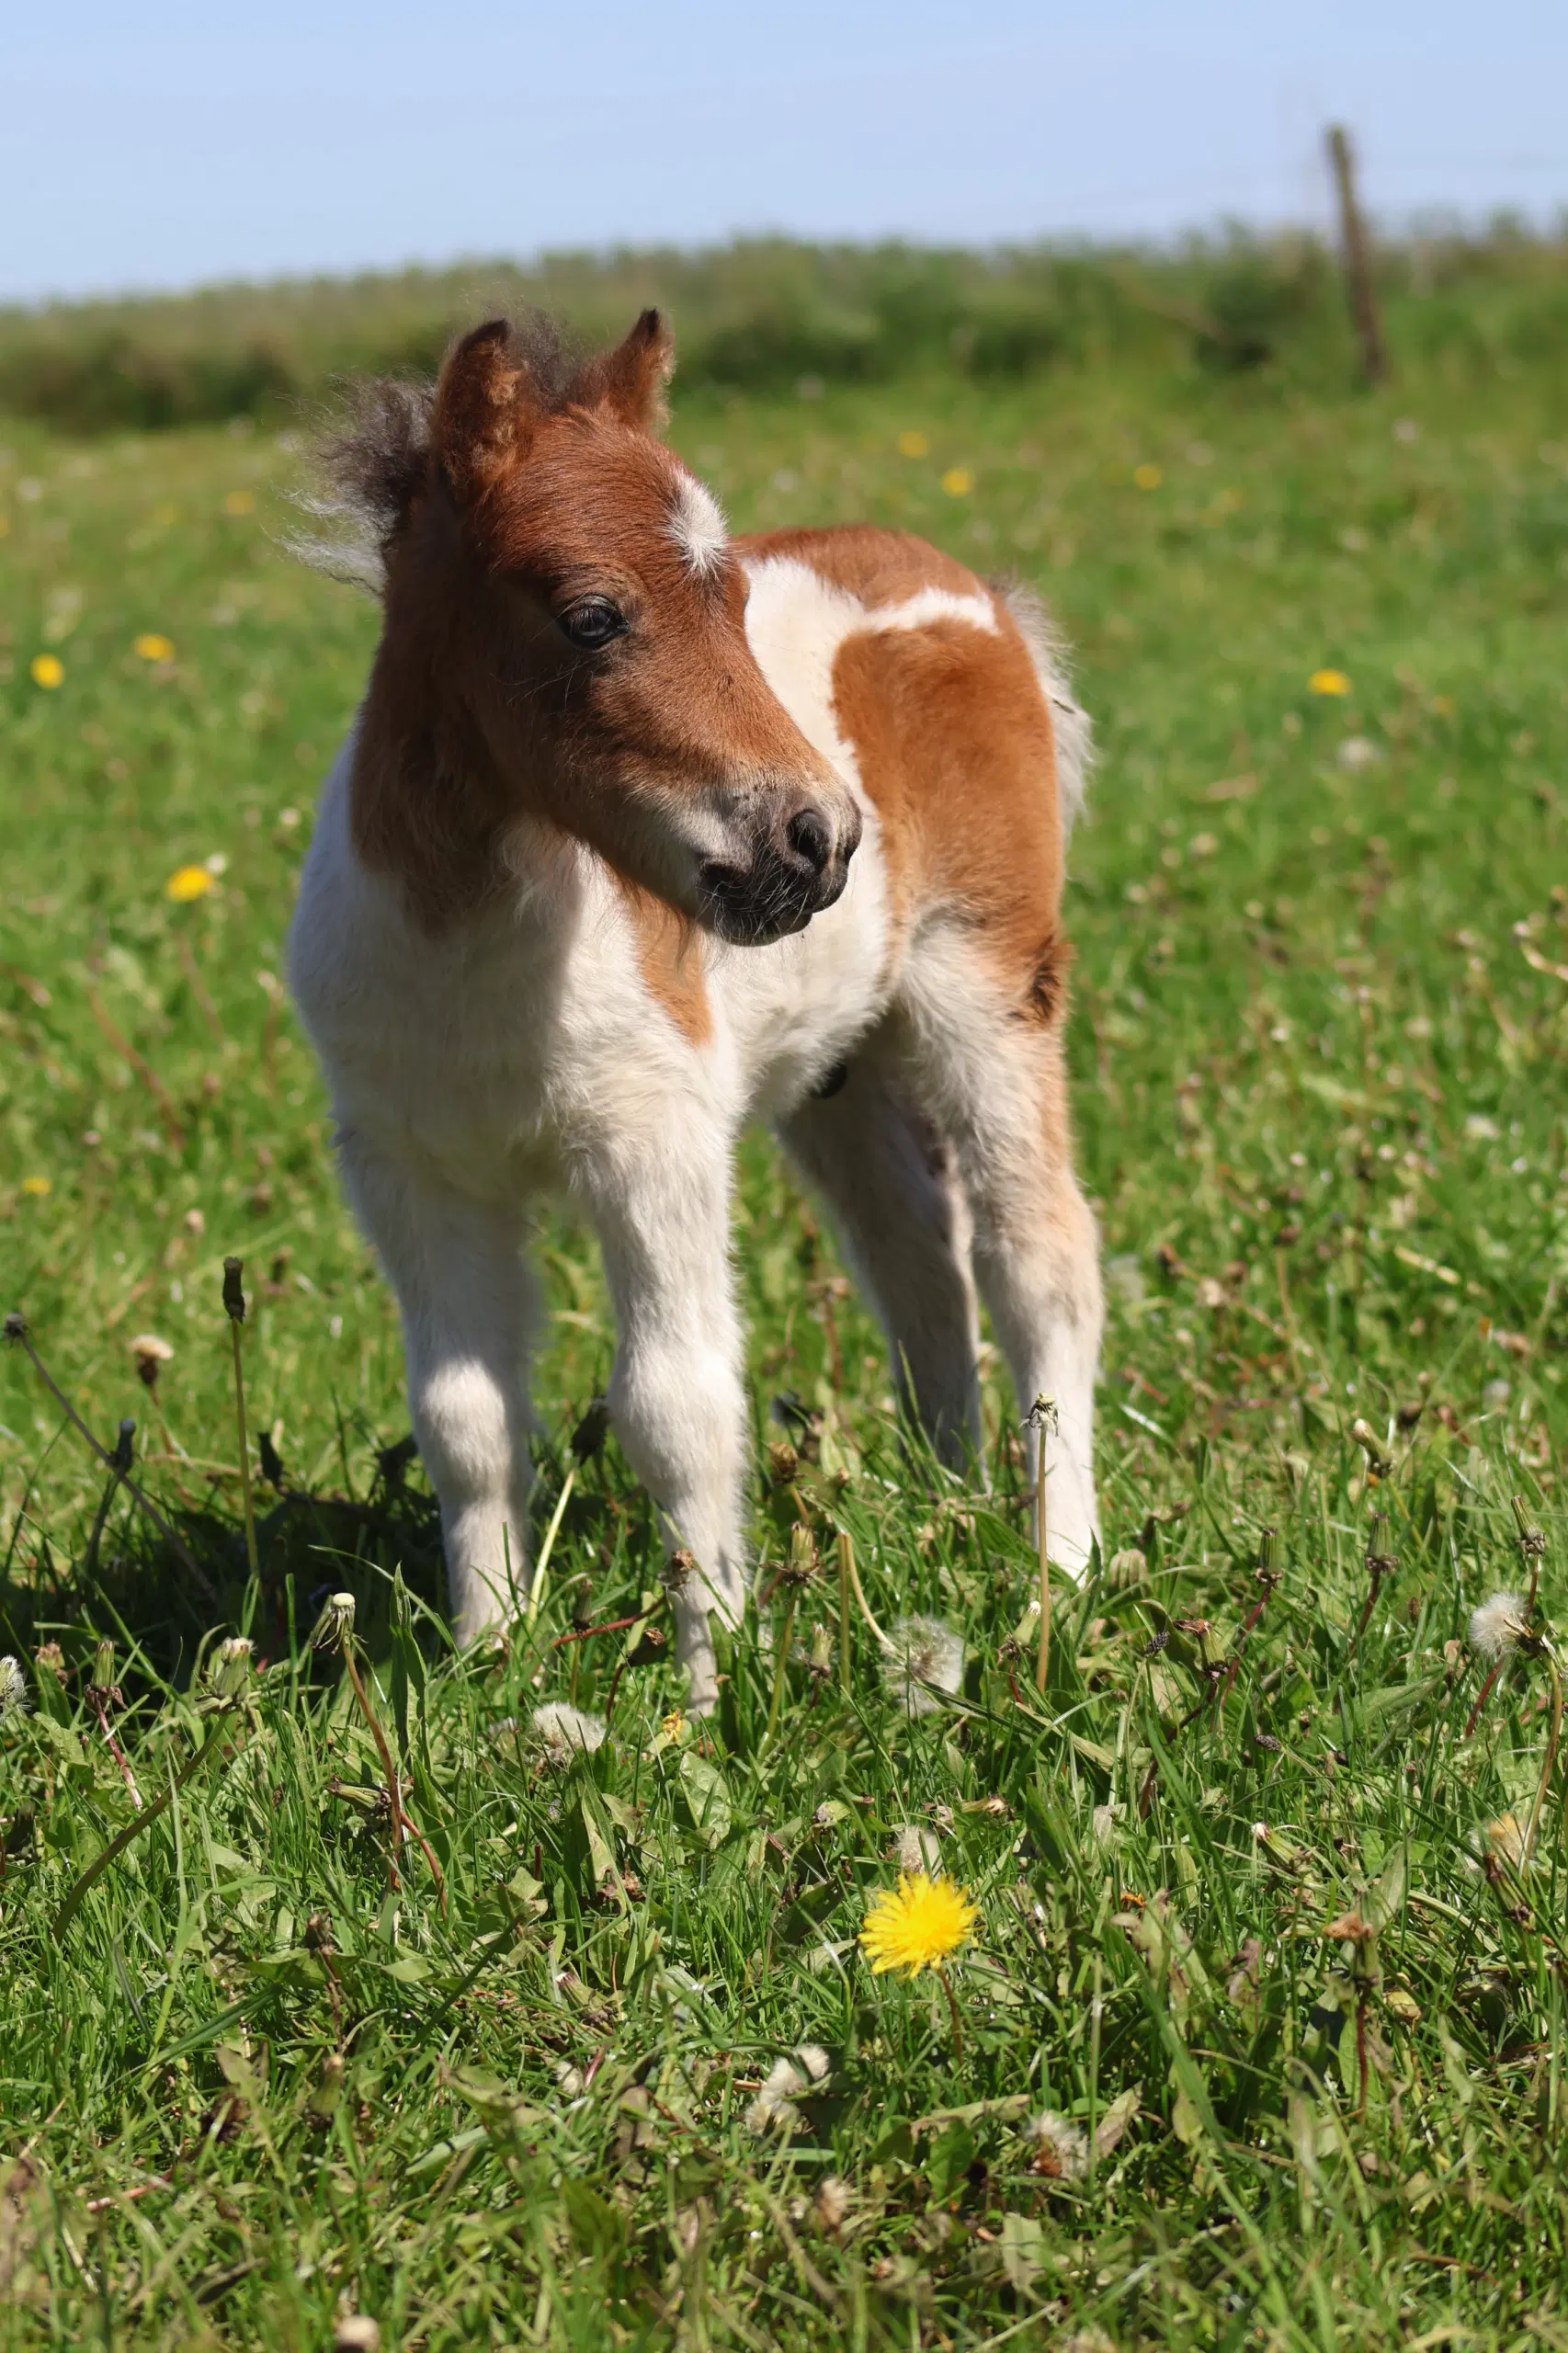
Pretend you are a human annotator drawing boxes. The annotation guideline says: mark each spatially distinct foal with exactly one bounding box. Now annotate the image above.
[289,310,1103,1709]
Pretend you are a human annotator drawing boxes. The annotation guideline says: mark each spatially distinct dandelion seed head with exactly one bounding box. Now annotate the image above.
[744,2044,830,2136]
[882,1615,963,1717]
[1026,2109,1088,2179]
[0,1655,30,1718]
[1469,1590,1530,1661]
[313,1591,358,1649]
[813,2176,851,2233]
[210,1635,254,1695]
[1482,1811,1532,1870]
[129,1332,174,1377]
[530,1700,607,1765]
[891,1822,942,1874]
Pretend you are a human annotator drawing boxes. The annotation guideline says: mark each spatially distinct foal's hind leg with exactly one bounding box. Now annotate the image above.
[900,948,1103,1573]
[778,1058,982,1467]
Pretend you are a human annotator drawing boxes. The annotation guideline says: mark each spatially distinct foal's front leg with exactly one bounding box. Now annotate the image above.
[338,1131,538,1643]
[580,1134,748,1713]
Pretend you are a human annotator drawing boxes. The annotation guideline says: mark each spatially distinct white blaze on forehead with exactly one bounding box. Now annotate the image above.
[667,471,729,577]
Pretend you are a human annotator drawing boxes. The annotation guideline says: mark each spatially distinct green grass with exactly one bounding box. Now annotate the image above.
[2,338,1568,2349]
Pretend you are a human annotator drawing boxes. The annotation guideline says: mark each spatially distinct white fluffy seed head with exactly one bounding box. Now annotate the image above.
[892,1822,942,1873]
[744,2044,831,2136]
[813,2175,851,2234]
[882,1616,964,1717]
[1469,1590,1530,1661]
[530,1701,607,1765]
[1482,1811,1532,1870]
[1027,2109,1088,2179]
[210,1635,255,1696]
[0,1655,29,1718]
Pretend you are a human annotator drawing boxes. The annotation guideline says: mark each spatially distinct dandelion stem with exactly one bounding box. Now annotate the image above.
[338,1633,448,1916]
[836,1530,854,1701]
[222,1262,260,1584]
[552,1611,644,1649]
[764,1590,799,1746]
[87,1688,142,1811]
[1356,1987,1369,2119]
[1036,1483,1051,1699]
[1526,1649,1563,1864]
[1463,1660,1504,1741]
[1029,1394,1059,1697]
[82,1418,135,1584]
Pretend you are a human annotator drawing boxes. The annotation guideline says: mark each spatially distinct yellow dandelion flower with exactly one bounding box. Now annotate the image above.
[897,431,929,459]
[859,1871,978,1978]
[30,654,64,689]
[222,490,256,517]
[1133,462,1163,490]
[940,467,973,498]
[134,633,175,663]
[20,1176,51,1199]
[1309,668,1351,697]
[165,864,215,904]
[1432,694,1454,717]
[661,1708,687,1742]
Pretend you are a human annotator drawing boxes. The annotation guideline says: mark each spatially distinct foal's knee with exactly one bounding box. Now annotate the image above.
[412,1358,516,1505]
[608,1334,743,1494]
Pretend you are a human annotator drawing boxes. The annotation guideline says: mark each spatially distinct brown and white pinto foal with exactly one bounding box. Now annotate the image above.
[289,311,1103,1709]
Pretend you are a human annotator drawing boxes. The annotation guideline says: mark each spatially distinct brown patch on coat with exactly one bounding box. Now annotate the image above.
[815,585,1065,1019]
[739,523,983,608]
[614,878,712,1045]
[736,526,1071,1017]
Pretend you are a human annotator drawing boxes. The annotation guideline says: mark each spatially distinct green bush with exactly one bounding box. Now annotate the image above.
[1,225,1564,430]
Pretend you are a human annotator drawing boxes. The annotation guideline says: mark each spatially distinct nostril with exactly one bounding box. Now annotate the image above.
[785,809,833,876]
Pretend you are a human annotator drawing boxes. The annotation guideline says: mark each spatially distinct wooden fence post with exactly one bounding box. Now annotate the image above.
[1326,124,1388,386]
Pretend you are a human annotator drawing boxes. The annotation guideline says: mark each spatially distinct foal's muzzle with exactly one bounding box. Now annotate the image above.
[699,796,861,946]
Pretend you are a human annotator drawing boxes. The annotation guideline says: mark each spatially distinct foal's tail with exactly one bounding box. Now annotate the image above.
[993,577,1094,846]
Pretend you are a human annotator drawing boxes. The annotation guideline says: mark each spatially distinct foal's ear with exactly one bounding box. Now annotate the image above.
[577,309,676,434]
[432,320,541,506]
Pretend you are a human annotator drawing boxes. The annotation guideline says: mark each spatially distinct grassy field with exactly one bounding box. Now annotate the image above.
[1,328,1568,2348]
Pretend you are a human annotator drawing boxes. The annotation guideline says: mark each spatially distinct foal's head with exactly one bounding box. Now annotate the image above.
[333,312,859,943]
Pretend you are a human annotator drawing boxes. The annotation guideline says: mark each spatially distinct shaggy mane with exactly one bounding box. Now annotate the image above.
[291,313,588,595]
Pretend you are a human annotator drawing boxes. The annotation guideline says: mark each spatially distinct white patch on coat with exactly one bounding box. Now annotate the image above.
[667,472,729,576]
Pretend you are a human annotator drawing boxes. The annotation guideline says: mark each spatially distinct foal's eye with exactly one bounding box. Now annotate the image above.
[557,597,627,651]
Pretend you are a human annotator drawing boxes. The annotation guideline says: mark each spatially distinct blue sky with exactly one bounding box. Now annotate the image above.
[5,0,1562,303]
